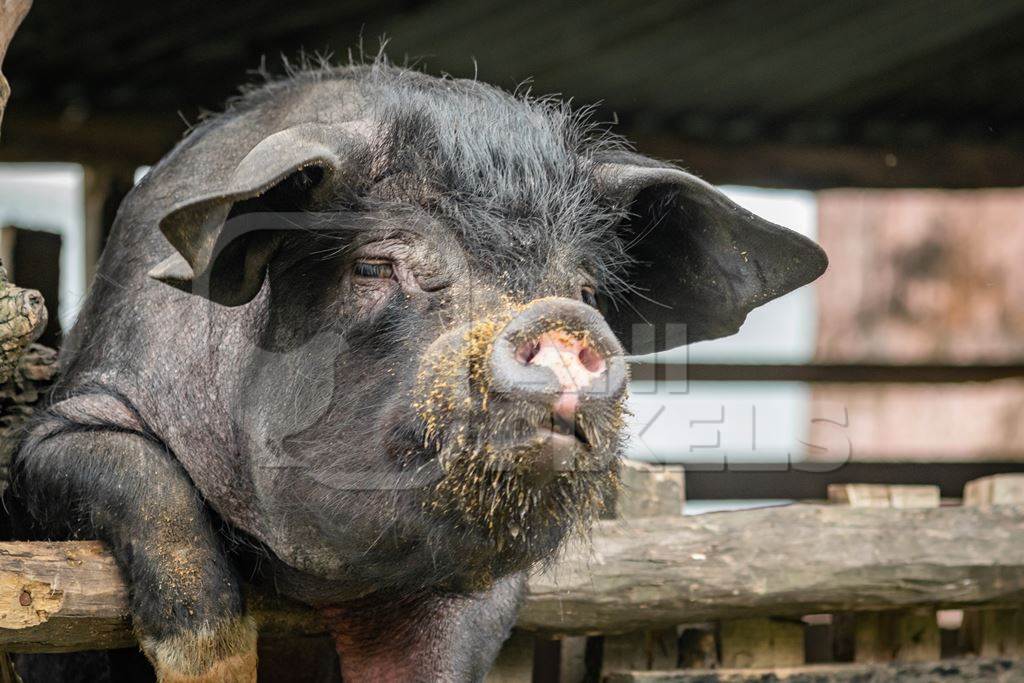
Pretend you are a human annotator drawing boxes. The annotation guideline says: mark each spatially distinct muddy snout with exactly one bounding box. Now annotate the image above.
[488,297,627,428]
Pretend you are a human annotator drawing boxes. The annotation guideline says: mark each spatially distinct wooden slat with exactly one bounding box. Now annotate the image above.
[962,474,1024,659]
[815,188,1024,364]
[808,381,1024,463]
[827,483,940,509]
[828,483,941,664]
[718,618,803,669]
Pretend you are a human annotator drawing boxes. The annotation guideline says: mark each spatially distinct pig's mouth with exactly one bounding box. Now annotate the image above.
[543,412,590,446]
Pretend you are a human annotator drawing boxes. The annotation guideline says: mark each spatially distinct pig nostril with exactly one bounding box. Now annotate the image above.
[515,340,540,365]
[578,345,605,374]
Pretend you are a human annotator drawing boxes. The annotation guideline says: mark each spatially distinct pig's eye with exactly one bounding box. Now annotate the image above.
[581,285,598,308]
[353,259,395,280]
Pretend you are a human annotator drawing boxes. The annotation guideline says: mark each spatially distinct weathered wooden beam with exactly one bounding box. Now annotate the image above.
[521,504,1024,634]
[2,505,1024,651]
[603,657,1024,682]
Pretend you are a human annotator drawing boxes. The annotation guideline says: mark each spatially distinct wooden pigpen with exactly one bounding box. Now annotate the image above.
[2,462,1024,681]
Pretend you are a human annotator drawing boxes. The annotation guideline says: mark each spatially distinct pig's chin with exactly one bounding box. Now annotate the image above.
[415,400,623,579]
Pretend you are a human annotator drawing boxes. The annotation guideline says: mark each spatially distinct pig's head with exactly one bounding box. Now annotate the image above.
[146,65,826,591]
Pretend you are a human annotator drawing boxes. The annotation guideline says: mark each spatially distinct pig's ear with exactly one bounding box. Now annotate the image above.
[149,122,370,306]
[594,152,828,353]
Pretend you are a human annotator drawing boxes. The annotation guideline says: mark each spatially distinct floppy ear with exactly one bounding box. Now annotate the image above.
[593,151,828,354]
[148,122,370,306]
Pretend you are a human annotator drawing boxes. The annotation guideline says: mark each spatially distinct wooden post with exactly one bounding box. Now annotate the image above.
[677,625,717,669]
[826,483,939,509]
[81,165,135,285]
[961,474,1024,657]
[485,630,535,683]
[829,484,941,663]
[718,618,804,669]
[612,459,685,518]
[600,459,684,677]
[557,636,587,683]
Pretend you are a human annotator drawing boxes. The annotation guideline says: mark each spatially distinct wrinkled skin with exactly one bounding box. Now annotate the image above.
[12,62,826,682]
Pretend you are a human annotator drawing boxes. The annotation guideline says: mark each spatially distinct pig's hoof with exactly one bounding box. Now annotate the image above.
[144,616,258,683]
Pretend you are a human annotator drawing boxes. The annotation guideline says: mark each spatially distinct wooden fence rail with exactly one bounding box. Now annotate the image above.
[2,504,1024,652]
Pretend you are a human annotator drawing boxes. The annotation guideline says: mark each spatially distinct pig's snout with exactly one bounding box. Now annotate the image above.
[487,298,627,420]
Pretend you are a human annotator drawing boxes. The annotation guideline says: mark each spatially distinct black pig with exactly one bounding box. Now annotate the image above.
[14,61,826,682]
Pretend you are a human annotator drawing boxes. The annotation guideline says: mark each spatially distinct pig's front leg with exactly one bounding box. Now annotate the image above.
[322,572,527,682]
[14,400,256,683]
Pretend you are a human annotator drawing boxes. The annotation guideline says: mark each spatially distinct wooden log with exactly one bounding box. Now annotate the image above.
[521,505,1024,635]
[602,657,1024,682]
[4,505,1024,650]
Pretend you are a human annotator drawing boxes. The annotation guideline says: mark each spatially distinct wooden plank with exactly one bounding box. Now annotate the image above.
[815,188,1024,364]
[852,609,940,664]
[558,636,587,683]
[601,628,678,677]
[718,618,803,669]
[962,609,1024,658]
[808,381,1024,463]
[964,474,1024,506]
[602,657,1024,682]
[829,484,941,663]
[827,484,940,509]
[5,506,1024,650]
